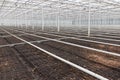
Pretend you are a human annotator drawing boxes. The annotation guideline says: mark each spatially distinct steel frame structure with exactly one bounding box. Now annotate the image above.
[0,0,120,36]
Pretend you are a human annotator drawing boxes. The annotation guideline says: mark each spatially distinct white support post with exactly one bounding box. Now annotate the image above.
[18,16,19,28]
[18,16,20,29]
[32,9,34,31]
[42,6,44,31]
[57,0,60,32]
[25,12,27,30]
[79,12,81,30]
[21,15,23,29]
[24,13,26,29]
[98,7,100,30]
[19,16,21,28]
[27,13,28,30]
[100,7,102,31]
[15,13,17,28]
[88,0,91,37]
[19,16,21,29]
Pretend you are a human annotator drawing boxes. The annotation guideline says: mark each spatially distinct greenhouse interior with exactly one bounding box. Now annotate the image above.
[0,0,120,80]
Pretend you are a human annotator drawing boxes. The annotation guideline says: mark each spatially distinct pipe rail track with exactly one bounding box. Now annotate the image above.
[35,32,120,47]
[0,37,69,48]
[38,31,120,42]
[0,34,27,38]
[17,28,120,45]
[1,28,109,80]
[10,28,120,57]
[28,32,120,53]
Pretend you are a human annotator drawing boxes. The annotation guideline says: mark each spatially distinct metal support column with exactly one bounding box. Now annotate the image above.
[32,9,34,31]
[21,15,23,29]
[88,0,91,37]
[57,0,60,32]
[42,6,44,31]
[25,12,27,30]
[79,12,81,30]
[15,13,17,28]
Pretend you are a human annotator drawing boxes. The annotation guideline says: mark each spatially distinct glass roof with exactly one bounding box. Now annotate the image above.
[0,0,119,19]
